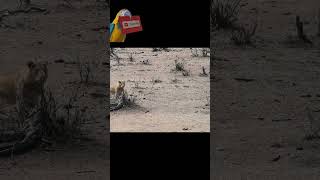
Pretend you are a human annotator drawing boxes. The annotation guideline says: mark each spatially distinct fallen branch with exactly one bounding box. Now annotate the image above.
[0,110,42,156]
[110,96,124,111]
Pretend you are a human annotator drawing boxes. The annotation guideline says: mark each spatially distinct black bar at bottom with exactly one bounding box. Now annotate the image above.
[111,133,209,179]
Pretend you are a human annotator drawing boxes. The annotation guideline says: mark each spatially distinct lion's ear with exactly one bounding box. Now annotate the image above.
[27,61,35,69]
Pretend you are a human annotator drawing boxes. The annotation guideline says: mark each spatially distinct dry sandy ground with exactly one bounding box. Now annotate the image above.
[110,48,210,132]
[212,0,320,179]
[0,0,109,179]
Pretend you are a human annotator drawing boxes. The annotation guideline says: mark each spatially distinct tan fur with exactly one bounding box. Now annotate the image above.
[0,61,48,111]
[110,81,125,98]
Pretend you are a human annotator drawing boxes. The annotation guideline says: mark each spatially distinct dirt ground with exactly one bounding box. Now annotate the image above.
[110,48,210,132]
[212,0,320,179]
[0,0,109,179]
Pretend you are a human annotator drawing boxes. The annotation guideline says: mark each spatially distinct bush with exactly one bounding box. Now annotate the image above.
[174,60,185,71]
[231,22,257,46]
[211,0,242,30]
[39,86,86,142]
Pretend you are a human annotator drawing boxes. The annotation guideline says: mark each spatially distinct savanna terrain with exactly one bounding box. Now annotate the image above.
[110,48,210,132]
[212,0,320,179]
[0,0,109,179]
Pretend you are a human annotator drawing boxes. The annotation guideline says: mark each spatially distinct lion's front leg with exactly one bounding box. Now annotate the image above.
[15,81,28,121]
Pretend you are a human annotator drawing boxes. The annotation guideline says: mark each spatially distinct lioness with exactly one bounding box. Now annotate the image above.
[0,61,48,114]
[110,81,125,99]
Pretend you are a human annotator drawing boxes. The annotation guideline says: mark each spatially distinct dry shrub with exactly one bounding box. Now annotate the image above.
[211,0,242,30]
[173,59,191,76]
[128,53,134,62]
[191,48,210,57]
[199,66,208,77]
[77,57,100,84]
[172,79,178,83]
[182,70,190,76]
[152,48,170,52]
[202,48,210,57]
[304,108,320,140]
[140,59,151,65]
[174,59,185,72]
[231,22,257,46]
[110,48,120,64]
[39,86,86,142]
[191,48,200,57]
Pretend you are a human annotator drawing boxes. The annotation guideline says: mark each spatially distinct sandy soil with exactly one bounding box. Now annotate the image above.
[0,0,109,179]
[110,48,210,132]
[212,0,320,179]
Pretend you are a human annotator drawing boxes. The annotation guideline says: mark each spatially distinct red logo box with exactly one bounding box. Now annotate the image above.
[118,16,143,34]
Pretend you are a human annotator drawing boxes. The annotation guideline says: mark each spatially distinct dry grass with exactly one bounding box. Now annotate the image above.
[190,48,200,57]
[231,22,257,46]
[201,48,210,57]
[304,108,320,140]
[141,59,151,65]
[77,57,100,84]
[199,66,208,77]
[174,59,185,72]
[38,85,86,142]
[0,84,87,145]
[211,0,242,30]
[110,48,120,64]
[128,53,134,62]
[173,59,191,76]
[182,70,190,76]
[191,48,210,57]
[152,48,170,52]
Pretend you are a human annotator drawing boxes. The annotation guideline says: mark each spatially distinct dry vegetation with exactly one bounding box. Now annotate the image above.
[110,48,210,132]
[212,0,320,178]
[0,0,108,179]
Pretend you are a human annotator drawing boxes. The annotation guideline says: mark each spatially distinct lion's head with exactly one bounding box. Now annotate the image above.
[118,81,125,89]
[17,61,48,110]
[24,61,48,86]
